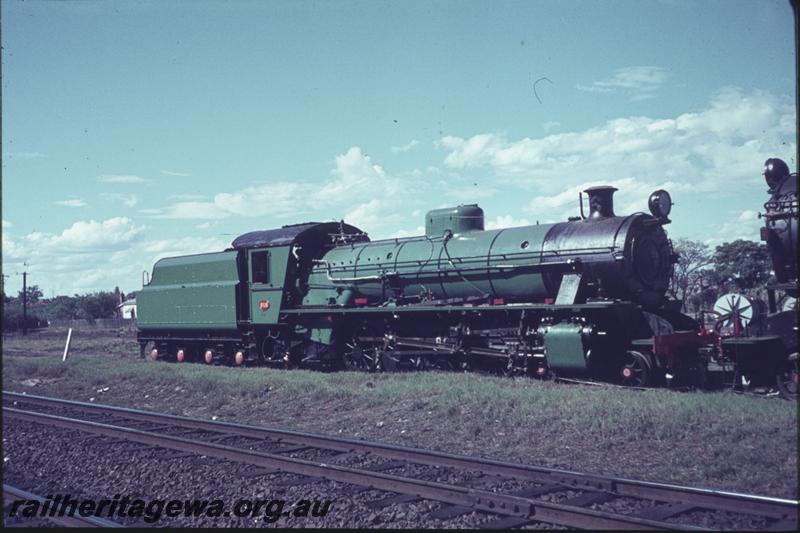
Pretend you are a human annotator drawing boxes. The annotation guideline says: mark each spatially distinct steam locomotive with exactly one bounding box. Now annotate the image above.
[710,158,798,398]
[136,160,797,395]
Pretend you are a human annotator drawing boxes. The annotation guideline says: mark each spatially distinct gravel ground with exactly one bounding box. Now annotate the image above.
[3,420,551,528]
[4,415,791,530]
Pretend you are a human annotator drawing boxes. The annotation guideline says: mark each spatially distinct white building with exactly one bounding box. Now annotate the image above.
[117,298,137,320]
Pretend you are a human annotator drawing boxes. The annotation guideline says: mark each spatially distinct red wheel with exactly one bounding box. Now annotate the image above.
[620,350,652,387]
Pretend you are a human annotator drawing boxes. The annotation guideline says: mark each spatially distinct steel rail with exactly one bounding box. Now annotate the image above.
[3,484,123,528]
[4,405,710,531]
[4,391,796,521]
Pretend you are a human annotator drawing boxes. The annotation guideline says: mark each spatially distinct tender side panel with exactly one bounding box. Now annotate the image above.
[137,251,240,331]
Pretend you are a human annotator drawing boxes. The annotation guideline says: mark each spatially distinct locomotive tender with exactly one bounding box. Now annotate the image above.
[139,183,709,387]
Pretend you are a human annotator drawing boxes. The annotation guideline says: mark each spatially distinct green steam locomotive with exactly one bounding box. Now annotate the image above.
[137,183,710,387]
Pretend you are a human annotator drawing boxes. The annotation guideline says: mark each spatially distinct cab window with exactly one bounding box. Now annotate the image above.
[251,251,270,284]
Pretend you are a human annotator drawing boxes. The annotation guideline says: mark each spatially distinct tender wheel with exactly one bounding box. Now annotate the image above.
[776,354,798,400]
[342,339,380,372]
[620,350,652,387]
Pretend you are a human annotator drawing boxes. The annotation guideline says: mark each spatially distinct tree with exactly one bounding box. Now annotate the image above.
[711,239,773,295]
[1,299,47,331]
[18,285,43,303]
[670,239,714,311]
[684,276,720,316]
[76,291,120,320]
[40,295,81,320]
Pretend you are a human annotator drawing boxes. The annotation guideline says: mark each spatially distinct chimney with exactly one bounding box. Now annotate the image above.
[583,186,617,219]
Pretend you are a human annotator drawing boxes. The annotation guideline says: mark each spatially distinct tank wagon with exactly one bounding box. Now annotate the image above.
[139,182,726,388]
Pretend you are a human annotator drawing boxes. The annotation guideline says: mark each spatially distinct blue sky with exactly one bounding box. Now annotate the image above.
[2,0,796,296]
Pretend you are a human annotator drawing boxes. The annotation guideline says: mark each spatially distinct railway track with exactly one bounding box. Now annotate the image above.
[3,391,798,530]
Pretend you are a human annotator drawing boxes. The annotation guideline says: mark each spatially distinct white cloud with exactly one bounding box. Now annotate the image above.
[1,217,148,293]
[391,226,426,238]
[391,139,419,153]
[154,201,229,220]
[526,177,695,222]
[98,174,150,184]
[54,199,87,208]
[438,88,795,195]
[2,230,24,264]
[711,209,764,245]
[169,194,206,201]
[598,66,668,90]
[0,217,231,295]
[630,92,658,102]
[4,151,48,160]
[738,209,758,221]
[320,146,403,201]
[100,193,139,207]
[2,220,11,228]
[542,121,561,132]
[574,84,614,94]
[577,66,668,100]
[154,146,419,226]
[343,199,392,230]
[485,215,532,230]
[24,217,144,252]
[143,236,228,261]
[213,182,311,219]
[160,169,191,177]
[436,88,794,243]
[439,134,506,169]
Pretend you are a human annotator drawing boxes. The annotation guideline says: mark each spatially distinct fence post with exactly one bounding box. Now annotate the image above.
[62,328,73,362]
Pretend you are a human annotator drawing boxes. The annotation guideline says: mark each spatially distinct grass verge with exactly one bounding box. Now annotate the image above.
[2,345,797,499]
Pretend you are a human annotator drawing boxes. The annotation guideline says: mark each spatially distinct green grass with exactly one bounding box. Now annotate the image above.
[2,352,797,499]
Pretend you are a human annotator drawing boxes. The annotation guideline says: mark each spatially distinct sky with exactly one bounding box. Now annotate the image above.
[1,0,797,297]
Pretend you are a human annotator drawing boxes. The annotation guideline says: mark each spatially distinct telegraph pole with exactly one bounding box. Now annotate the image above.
[22,271,27,336]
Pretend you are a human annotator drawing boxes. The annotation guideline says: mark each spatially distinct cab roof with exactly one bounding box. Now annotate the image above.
[230,222,367,250]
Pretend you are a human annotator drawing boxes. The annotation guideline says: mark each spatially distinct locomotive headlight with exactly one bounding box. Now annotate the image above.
[648,189,672,219]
